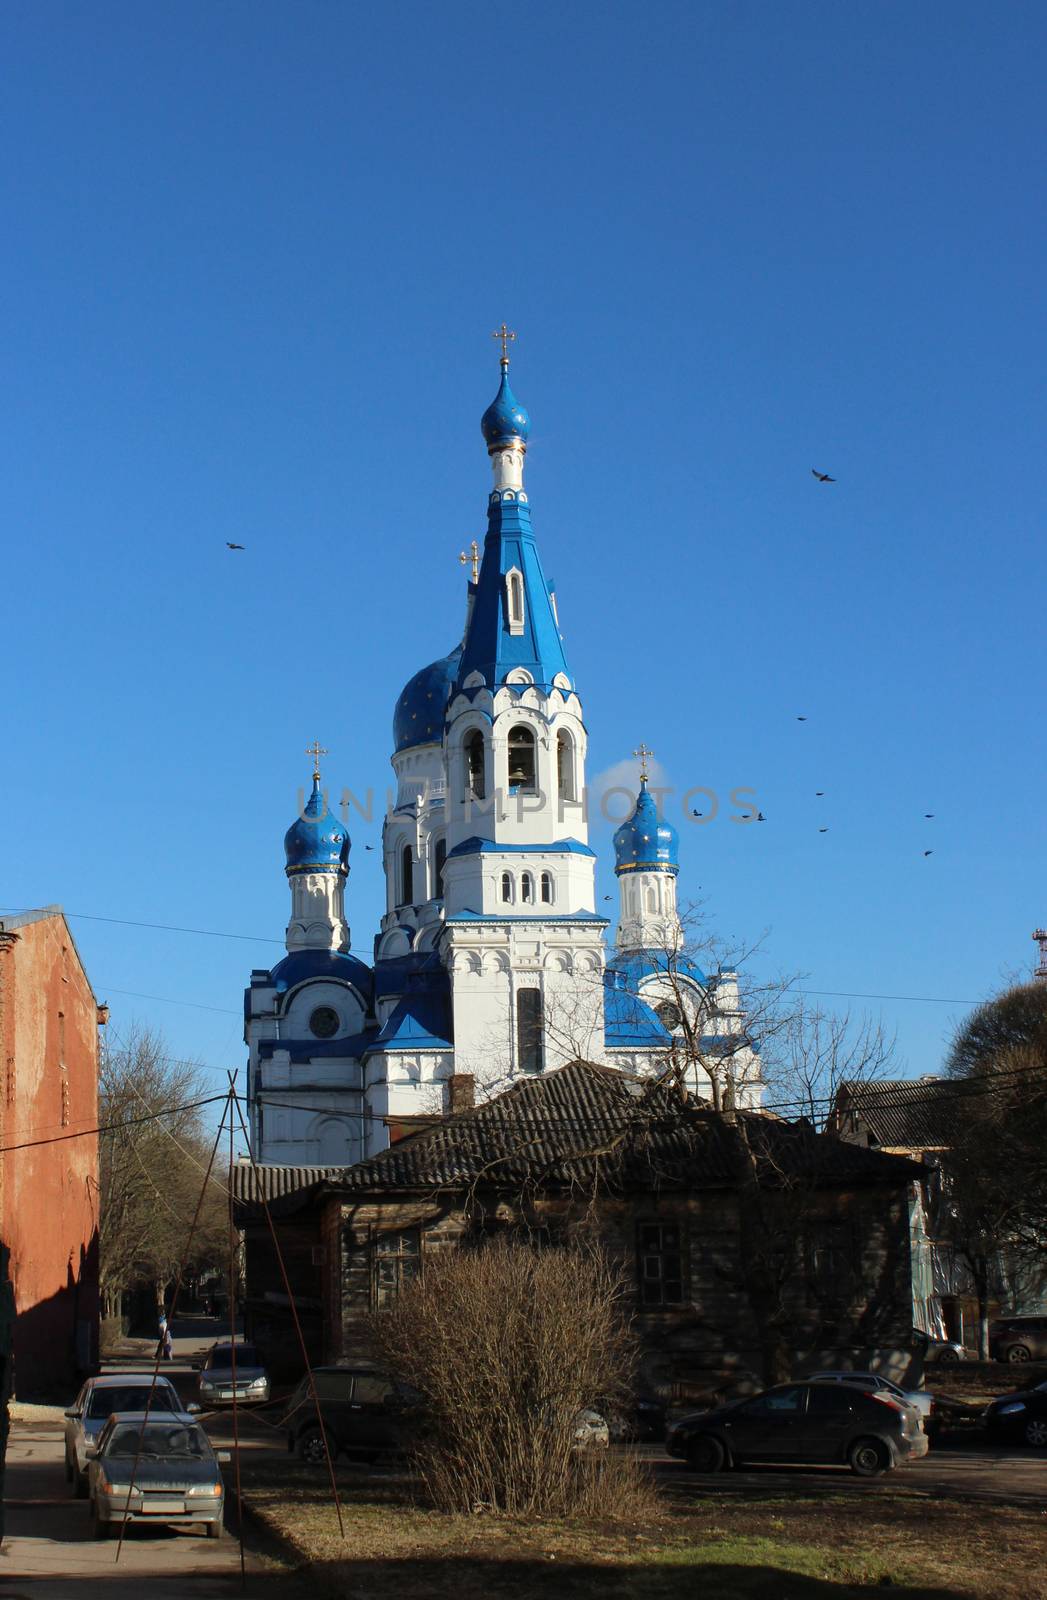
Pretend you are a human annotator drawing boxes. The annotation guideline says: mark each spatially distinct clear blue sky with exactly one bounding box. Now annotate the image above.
[3,1,1044,1104]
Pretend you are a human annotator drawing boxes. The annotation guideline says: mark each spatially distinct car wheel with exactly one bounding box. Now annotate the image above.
[685,1434,726,1473]
[848,1437,890,1477]
[296,1427,331,1466]
[937,1350,960,1364]
[1007,1345,1032,1363]
[1024,1418,1047,1449]
[206,1515,224,1540]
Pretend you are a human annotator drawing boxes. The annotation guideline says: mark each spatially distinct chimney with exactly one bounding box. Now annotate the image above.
[447,1074,475,1116]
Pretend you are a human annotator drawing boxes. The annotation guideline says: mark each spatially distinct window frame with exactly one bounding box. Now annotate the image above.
[507,724,537,795]
[505,567,525,635]
[516,987,544,1074]
[372,1227,422,1311]
[636,1219,686,1309]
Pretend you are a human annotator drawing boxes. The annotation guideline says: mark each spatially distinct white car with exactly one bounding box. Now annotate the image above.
[64,1374,193,1497]
[808,1371,935,1430]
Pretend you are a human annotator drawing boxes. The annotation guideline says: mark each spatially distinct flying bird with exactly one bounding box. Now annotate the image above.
[815,791,825,797]
[811,469,835,483]
[602,895,612,902]
[364,845,375,851]
[757,812,766,822]
[818,827,829,833]
[692,809,703,818]
[924,813,935,819]
[923,850,933,857]
[797,716,808,722]
[226,541,245,550]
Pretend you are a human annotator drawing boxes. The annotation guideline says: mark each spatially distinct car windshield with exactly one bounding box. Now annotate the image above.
[106,1423,212,1459]
[207,1346,260,1369]
[87,1385,177,1419]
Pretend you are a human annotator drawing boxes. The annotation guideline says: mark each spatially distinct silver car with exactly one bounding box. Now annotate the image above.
[808,1370,935,1429]
[64,1374,190,1497]
[197,1340,270,1406]
[87,1411,227,1539]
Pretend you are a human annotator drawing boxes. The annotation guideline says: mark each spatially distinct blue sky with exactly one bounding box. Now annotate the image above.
[2,1,1044,1106]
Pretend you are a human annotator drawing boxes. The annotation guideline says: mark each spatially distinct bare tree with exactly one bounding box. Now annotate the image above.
[767,1000,898,1127]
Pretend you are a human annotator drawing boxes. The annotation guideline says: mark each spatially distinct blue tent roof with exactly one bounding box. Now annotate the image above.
[368,975,452,1053]
[454,493,570,692]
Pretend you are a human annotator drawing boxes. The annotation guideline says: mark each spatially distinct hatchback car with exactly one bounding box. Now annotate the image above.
[989,1315,1047,1364]
[984,1380,1047,1448]
[808,1370,935,1430]
[197,1341,270,1406]
[282,1364,417,1464]
[666,1380,929,1476]
[64,1374,190,1497]
[86,1411,228,1539]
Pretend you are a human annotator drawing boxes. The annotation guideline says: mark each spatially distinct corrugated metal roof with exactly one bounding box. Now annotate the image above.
[833,1078,965,1151]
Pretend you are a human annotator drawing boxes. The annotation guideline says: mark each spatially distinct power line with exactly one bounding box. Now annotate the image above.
[0,1093,226,1155]
[99,985,242,1016]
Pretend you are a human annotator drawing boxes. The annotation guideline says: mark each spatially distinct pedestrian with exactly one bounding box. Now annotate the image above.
[162,1322,173,1361]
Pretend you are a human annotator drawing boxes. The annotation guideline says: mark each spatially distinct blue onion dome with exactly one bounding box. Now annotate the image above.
[393,645,463,753]
[613,779,680,875]
[284,777,350,876]
[481,363,530,448]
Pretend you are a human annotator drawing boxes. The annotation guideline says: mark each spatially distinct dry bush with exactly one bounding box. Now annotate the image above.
[371,1236,653,1519]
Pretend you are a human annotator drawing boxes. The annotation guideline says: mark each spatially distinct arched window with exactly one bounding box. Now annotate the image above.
[501,872,513,903]
[507,724,536,794]
[506,568,525,634]
[645,883,657,914]
[540,871,553,904]
[557,731,575,801]
[434,838,447,899]
[516,988,544,1073]
[401,846,414,907]
[464,729,485,799]
[654,999,683,1033]
[521,872,534,904]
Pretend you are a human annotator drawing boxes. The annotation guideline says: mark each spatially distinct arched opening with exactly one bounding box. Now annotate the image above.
[521,872,534,904]
[516,988,544,1073]
[507,724,536,794]
[557,731,575,801]
[401,846,414,907]
[434,838,447,899]
[464,729,486,799]
[540,871,553,904]
[506,569,525,633]
[654,999,683,1033]
[645,883,657,913]
[501,872,513,903]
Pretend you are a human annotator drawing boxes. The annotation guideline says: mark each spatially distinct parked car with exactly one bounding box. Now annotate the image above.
[989,1315,1047,1364]
[281,1364,418,1464]
[666,1380,930,1477]
[64,1374,191,1497]
[86,1411,228,1539]
[913,1329,967,1363]
[984,1380,1047,1448]
[573,1409,610,1450]
[197,1341,270,1406]
[807,1370,935,1431]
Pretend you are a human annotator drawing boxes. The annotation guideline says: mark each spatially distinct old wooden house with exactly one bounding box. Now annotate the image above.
[233,1061,923,1396]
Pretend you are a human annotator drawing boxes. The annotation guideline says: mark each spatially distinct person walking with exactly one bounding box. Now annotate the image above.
[161,1322,173,1361]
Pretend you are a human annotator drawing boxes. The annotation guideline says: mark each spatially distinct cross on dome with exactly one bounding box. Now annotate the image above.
[305,740,328,782]
[633,743,654,783]
[492,323,516,364]
[459,540,480,582]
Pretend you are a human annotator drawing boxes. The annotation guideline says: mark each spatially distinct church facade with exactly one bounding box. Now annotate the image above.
[245,349,762,1165]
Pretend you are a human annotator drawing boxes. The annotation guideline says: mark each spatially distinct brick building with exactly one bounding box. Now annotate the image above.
[0,907,101,1394]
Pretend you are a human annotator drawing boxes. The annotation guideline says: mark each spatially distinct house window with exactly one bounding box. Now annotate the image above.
[507,725,536,793]
[540,871,553,904]
[401,846,414,906]
[373,1228,422,1309]
[516,988,544,1073]
[806,1223,854,1297]
[506,568,525,634]
[434,838,447,899]
[464,730,486,799]
[521,872,534,904]
[501,872,514,903]
[556,731,575,801]
[637,1222,684,1307]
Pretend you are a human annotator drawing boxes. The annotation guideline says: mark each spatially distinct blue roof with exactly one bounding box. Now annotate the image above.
[266,948,374,1001]
[454,493,571,693]
[480,362,530,448]
[609,948,708,989]
[393,645,463,753]
[603,974,673,1049]
[613,778,679,876]
[446,836,595,861]
[368,969,453,1053]
[284,777,350,876]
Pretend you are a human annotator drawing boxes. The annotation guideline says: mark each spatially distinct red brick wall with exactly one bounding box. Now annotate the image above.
[0,914,99,1396]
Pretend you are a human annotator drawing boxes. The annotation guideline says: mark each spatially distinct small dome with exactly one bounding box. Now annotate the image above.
[481,364,530,448]
[613,780,679,875]
[393,645,462,754]
[284,778,350,876]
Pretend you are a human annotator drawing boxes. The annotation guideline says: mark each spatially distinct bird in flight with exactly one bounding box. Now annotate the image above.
[811,469,835,483]
[692,809,703,818]
[602,894,612,901]
[815,791,825,797]
[797,716,808,722]
[757,812,766,822]
[924,813,935,819]
[818,827,829,833]
[226,542,245,550]
[364,844,375,851]
[923,850,933,857]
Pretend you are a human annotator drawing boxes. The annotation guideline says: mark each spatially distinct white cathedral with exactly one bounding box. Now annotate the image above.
[246,345,762,1165]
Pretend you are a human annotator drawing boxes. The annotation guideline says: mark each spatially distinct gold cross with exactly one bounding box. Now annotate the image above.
[633,742,654,780]
[459,539,480,583]
[305,740,328,781]
[492,323,516,363]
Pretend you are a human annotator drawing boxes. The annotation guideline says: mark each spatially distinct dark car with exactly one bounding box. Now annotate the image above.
[197,1341,270,1406]
[988,1315,1047,1364]
[984,1380,1047,1448]
[86,1411,228,1539]
[281,1365,418,1464]
[666,1381,929,1477]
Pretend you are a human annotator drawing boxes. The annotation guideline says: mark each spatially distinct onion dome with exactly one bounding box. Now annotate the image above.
[393,645,462,753]
[284,777,350,876]
[613,778,679,875]
[481,363,530,449]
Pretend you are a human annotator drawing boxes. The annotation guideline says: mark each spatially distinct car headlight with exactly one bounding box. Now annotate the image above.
[997,1402,1026,1416]
[248,1376,267,1390]
[187,1483,223,1497]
